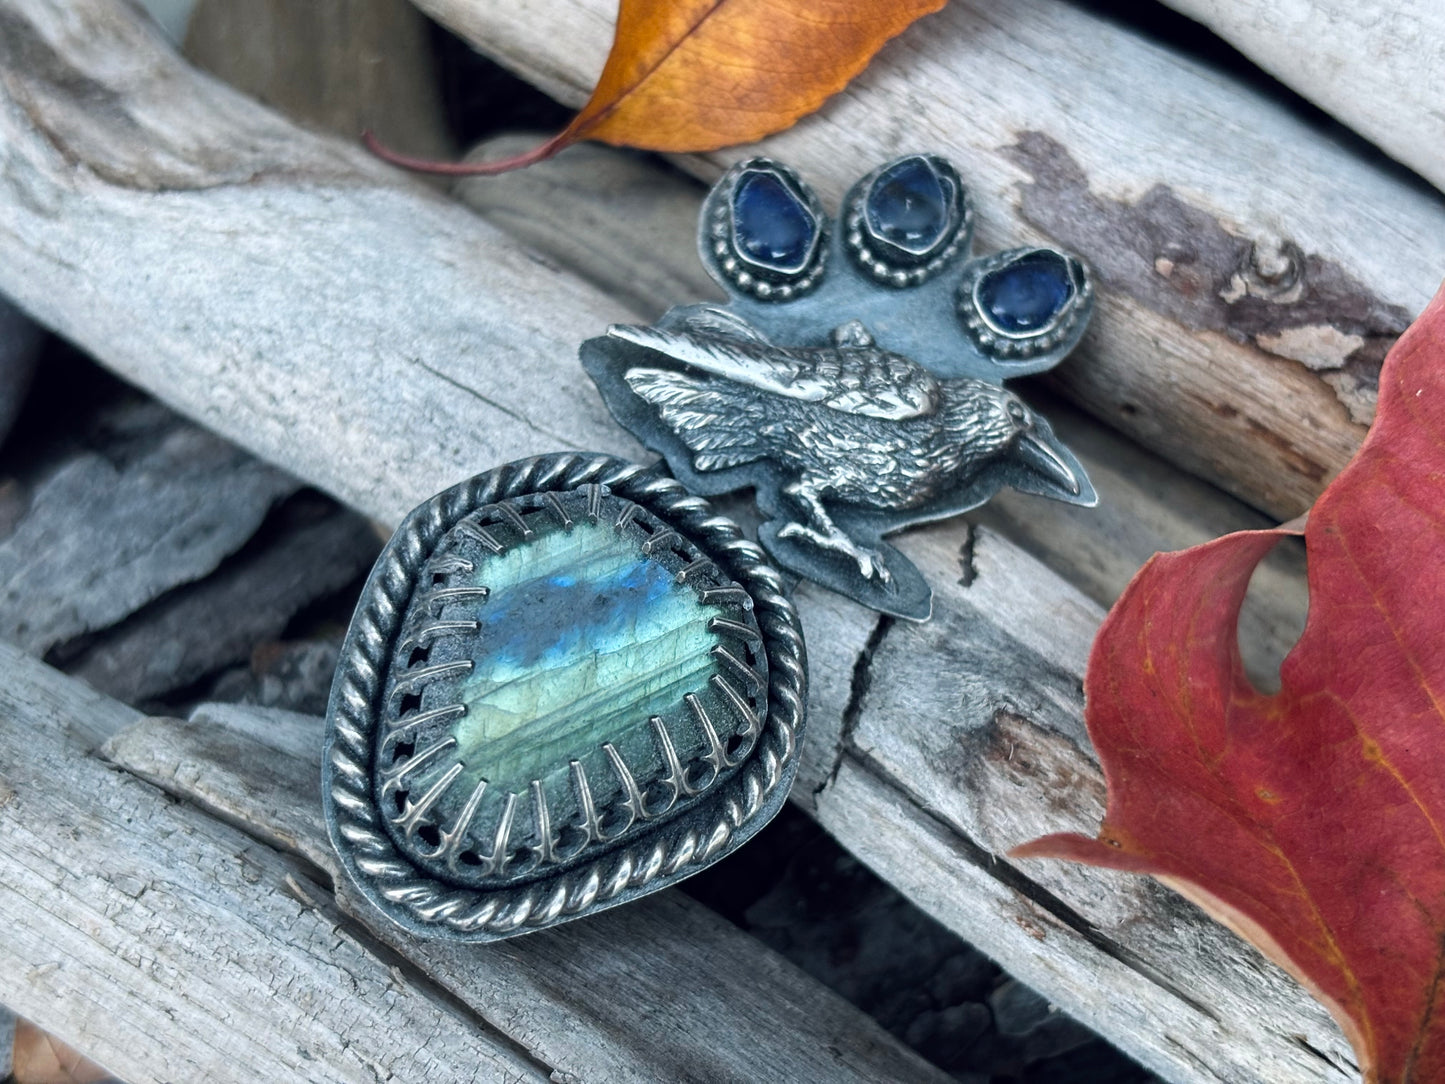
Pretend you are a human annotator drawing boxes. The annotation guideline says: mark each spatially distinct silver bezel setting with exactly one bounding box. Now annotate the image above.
[844,154,972,288]
[957,247,1094,361]
[324,453,806,941]
[703,158,828,302]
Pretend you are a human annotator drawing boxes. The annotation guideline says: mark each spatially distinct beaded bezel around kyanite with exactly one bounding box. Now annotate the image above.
[323,454,805,941]
[844,153,972,288]
[956,246,1093,361]
[701,158,828,302]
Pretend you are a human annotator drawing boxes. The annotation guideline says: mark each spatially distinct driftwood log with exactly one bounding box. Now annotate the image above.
[0,642,943,1083]
[1158,0,1445,194]
[0,1,1358,1078]
[182,0,452,163]
[64,496,378,704]
[417,0,1445,521]
[0,645,550,1084]
[0,383,380,709]
[0,404,298,655]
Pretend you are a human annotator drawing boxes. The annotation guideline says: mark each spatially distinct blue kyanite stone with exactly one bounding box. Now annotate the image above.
[977,251,1075,334]
[732,171,816,272]
[866,156,952,254]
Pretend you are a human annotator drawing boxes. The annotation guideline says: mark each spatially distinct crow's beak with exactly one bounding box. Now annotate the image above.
[1011,425,1097,507]
[1016,432,1079,495]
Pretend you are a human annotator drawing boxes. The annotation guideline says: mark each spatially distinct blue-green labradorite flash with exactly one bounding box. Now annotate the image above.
[325,456,805,941]
[372,485,771,892]
[449,520,721,798]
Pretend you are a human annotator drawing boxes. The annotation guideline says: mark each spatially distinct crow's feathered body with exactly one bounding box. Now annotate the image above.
[626,365,1017,511]
[616,314,1023,508]
[608,311,1077,583]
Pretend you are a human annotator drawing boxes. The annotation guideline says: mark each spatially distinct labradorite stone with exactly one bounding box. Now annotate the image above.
[977,251,1074,334]
[866,156,951,253]
[448,520,720,801]
[732,171,815,272]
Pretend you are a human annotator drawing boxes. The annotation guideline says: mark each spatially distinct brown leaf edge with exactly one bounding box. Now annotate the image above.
[363,0,943,176]
[12,1018,114,1084]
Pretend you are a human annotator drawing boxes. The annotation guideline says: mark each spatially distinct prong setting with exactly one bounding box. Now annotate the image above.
[325,456,804,942]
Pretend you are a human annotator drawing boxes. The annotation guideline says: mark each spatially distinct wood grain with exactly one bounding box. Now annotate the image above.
[64,501,378,704]
[1159,0,1445,194]
[838,523,1355,1081]
[0,642,551,1084]
[0,0,636,527]
[417,0,1445,518]
[455,135,723,320]
[0,406,296,654]
[103,703,953,1084]
[183,0,452,163]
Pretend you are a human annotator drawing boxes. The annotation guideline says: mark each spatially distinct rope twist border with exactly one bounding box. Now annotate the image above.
[322,452,807,941]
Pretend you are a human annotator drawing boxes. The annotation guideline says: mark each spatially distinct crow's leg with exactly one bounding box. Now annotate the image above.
[777,482,890,583]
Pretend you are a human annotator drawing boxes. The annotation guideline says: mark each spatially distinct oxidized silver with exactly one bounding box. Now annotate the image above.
[324,453,806,941]
[583,154,1098,620]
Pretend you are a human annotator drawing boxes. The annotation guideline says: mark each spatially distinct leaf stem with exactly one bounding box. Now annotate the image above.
[361,130,569,176]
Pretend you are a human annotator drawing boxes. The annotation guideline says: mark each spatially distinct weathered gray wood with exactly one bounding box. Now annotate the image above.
[0,406,296,654]
[1160,0,1445,194]
[65,501,378,704]
[209,638,347,717]
[134,0,192,41]
[819,757,1351,1084]
[0,0,635,528]
[974,391,1310,690]
[420,0,1445,519]
[183,0,452,164]
[456,135,722,320]
[0,2,1354,1077]
[826,523,1354,1082]
[103,702,955,1084]
[0,641,552,1084]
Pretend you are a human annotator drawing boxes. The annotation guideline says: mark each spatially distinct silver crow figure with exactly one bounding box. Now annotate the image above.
[580,154,1098,619]
[614,314,1082,582]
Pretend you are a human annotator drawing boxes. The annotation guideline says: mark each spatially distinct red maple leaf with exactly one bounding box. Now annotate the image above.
[1013,281,1445,1082]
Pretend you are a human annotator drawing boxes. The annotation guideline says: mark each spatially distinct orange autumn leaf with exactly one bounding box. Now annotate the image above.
[1012,281,1445,1082]
[368,0,946,174]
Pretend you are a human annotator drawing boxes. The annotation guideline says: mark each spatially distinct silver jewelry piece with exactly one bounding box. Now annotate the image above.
[324,453,806,941]
[582,153,1098,620]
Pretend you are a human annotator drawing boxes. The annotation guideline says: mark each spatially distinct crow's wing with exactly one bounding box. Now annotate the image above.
[609,323,939,421]
[657,304,775,345]
[623,369,775,471]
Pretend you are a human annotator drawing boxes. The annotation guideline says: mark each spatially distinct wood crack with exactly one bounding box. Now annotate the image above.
[412,357,584,451]
[825,612,895,798]
[101,739,566,1082]
[836,745,1222,1024]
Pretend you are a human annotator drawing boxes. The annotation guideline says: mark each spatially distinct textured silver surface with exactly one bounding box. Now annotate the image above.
[583,154,1097,620]
[324,453,806,941]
